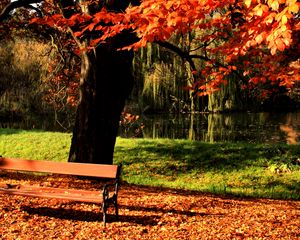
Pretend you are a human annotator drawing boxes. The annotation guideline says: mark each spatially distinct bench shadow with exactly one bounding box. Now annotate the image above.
[21,206,159,226]
[120,204,211,217]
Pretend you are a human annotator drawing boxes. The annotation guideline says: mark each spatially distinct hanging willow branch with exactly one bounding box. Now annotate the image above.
[155,40,248,85]
[155,40,198,71]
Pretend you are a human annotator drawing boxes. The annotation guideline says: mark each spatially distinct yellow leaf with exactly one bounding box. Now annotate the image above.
[262,4,268,11]
[270,1,279,11]
[265,13,276,25]
[245,0,252,8]
[254,4,269,16]
[255,34,264,44]
[271,46,277,55]
[288,3,299,13]
[281,24,287,31]
[257,7,263,16]
[281,15,288,24]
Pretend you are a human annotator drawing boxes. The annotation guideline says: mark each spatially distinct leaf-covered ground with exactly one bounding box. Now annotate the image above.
[0,173,299,239]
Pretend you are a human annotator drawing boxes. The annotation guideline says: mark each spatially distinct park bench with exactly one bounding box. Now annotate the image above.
[0,157,121,227]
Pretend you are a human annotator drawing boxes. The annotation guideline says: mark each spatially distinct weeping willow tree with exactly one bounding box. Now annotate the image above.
[208,73,245,112]
[132,36,208,113]
[131,20,246,113]
[130,9,259,114]
[132,43,183,113]
[131,42,249,113]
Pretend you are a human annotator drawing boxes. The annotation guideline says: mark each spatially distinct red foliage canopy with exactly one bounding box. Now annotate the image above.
[2,0,300,97]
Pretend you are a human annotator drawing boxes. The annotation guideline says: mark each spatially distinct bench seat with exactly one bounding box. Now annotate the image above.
[0,157,121,226]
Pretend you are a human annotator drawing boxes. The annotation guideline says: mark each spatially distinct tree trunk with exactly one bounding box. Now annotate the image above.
[68,42,134,164]
[67,0,138,164]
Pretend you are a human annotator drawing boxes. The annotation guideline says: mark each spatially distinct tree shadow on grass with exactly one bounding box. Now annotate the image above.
[115,140,300,199]
[115,140,300,173]
[0,128,45,136]
[0,128,24,136]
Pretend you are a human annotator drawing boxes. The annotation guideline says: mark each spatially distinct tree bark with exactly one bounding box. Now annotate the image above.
[67,0,139,164]
[68,40,134,164]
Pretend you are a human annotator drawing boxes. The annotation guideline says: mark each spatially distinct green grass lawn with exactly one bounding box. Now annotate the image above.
[1,128,299,200]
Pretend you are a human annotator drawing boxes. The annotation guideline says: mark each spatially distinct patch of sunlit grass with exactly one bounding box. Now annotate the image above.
[0,128,70,161]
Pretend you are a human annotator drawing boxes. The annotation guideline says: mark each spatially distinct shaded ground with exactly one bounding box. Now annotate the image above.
[0,174,299,239]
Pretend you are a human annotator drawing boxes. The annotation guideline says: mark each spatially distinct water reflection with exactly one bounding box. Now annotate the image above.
[130,112,300,144]
[0,115,72,133]
[279,113,300,144]
[1,112,300,144]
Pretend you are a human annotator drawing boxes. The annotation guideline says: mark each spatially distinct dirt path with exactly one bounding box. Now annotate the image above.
[0,177,299,239]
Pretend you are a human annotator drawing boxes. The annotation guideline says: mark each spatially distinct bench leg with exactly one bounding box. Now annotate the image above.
[114,197,118,221]
[102,201,107,227]
[102,184,119,226]
[102,187,109,227]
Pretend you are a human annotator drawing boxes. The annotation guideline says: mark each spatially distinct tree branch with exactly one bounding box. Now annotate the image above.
[155,40,197,71]
[155,40,248,86]
[0,0,43,22]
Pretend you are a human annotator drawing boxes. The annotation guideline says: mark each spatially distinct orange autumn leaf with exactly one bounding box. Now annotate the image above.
[275,38,286,51]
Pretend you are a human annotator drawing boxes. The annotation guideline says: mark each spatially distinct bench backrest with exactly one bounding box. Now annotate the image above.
[0,157,120,179]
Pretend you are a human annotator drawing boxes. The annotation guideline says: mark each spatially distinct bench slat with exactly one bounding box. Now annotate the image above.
[0,157,118,178]
[0,187,103,203]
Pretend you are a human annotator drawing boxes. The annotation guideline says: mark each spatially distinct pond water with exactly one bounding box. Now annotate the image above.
[120,111,300,144]
[1,111,300,144]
